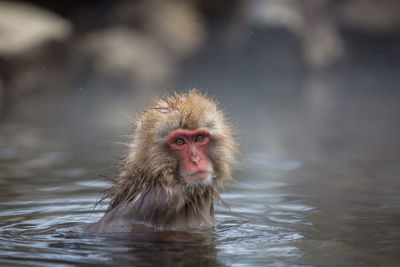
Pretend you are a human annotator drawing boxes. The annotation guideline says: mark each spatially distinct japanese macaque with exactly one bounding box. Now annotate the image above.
[87,90,238,233]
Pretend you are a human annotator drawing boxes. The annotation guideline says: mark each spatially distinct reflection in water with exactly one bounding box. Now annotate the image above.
[47,231,221,266]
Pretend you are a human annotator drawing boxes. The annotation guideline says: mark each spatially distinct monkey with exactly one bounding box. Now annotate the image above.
[86,90,238,233]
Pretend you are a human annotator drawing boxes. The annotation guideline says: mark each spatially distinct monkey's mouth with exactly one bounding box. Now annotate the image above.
[184,169,213,182]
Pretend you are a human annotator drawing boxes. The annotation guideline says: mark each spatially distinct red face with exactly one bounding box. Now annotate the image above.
[168,127,213,183]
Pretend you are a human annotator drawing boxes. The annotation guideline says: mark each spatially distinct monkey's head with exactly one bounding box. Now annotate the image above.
[127,90,238,195]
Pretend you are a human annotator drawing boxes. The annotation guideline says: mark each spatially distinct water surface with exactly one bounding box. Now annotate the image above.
[1,69,400,266]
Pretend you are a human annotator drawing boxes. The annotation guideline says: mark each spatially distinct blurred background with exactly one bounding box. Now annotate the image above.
[1,0,399,125]
[1,0,400,266]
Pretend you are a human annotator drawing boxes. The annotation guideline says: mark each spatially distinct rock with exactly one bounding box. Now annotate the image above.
[0,1,72,55]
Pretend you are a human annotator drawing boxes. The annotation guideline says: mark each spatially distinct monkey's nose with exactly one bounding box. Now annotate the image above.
[190,152,201,164]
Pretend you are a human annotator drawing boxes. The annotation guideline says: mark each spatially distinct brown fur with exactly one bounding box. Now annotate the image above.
[87,90,238,232]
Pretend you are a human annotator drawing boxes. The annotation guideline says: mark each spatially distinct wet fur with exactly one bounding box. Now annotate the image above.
[87,90,238,232]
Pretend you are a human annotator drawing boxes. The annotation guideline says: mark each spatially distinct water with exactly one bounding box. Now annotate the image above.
[1,69,400,266]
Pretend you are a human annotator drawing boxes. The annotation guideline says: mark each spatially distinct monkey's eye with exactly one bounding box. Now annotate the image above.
[175,138,185,145]
[195,135,205,142]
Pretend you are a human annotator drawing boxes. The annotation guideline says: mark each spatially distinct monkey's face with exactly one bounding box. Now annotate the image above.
[168,127,214,184]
